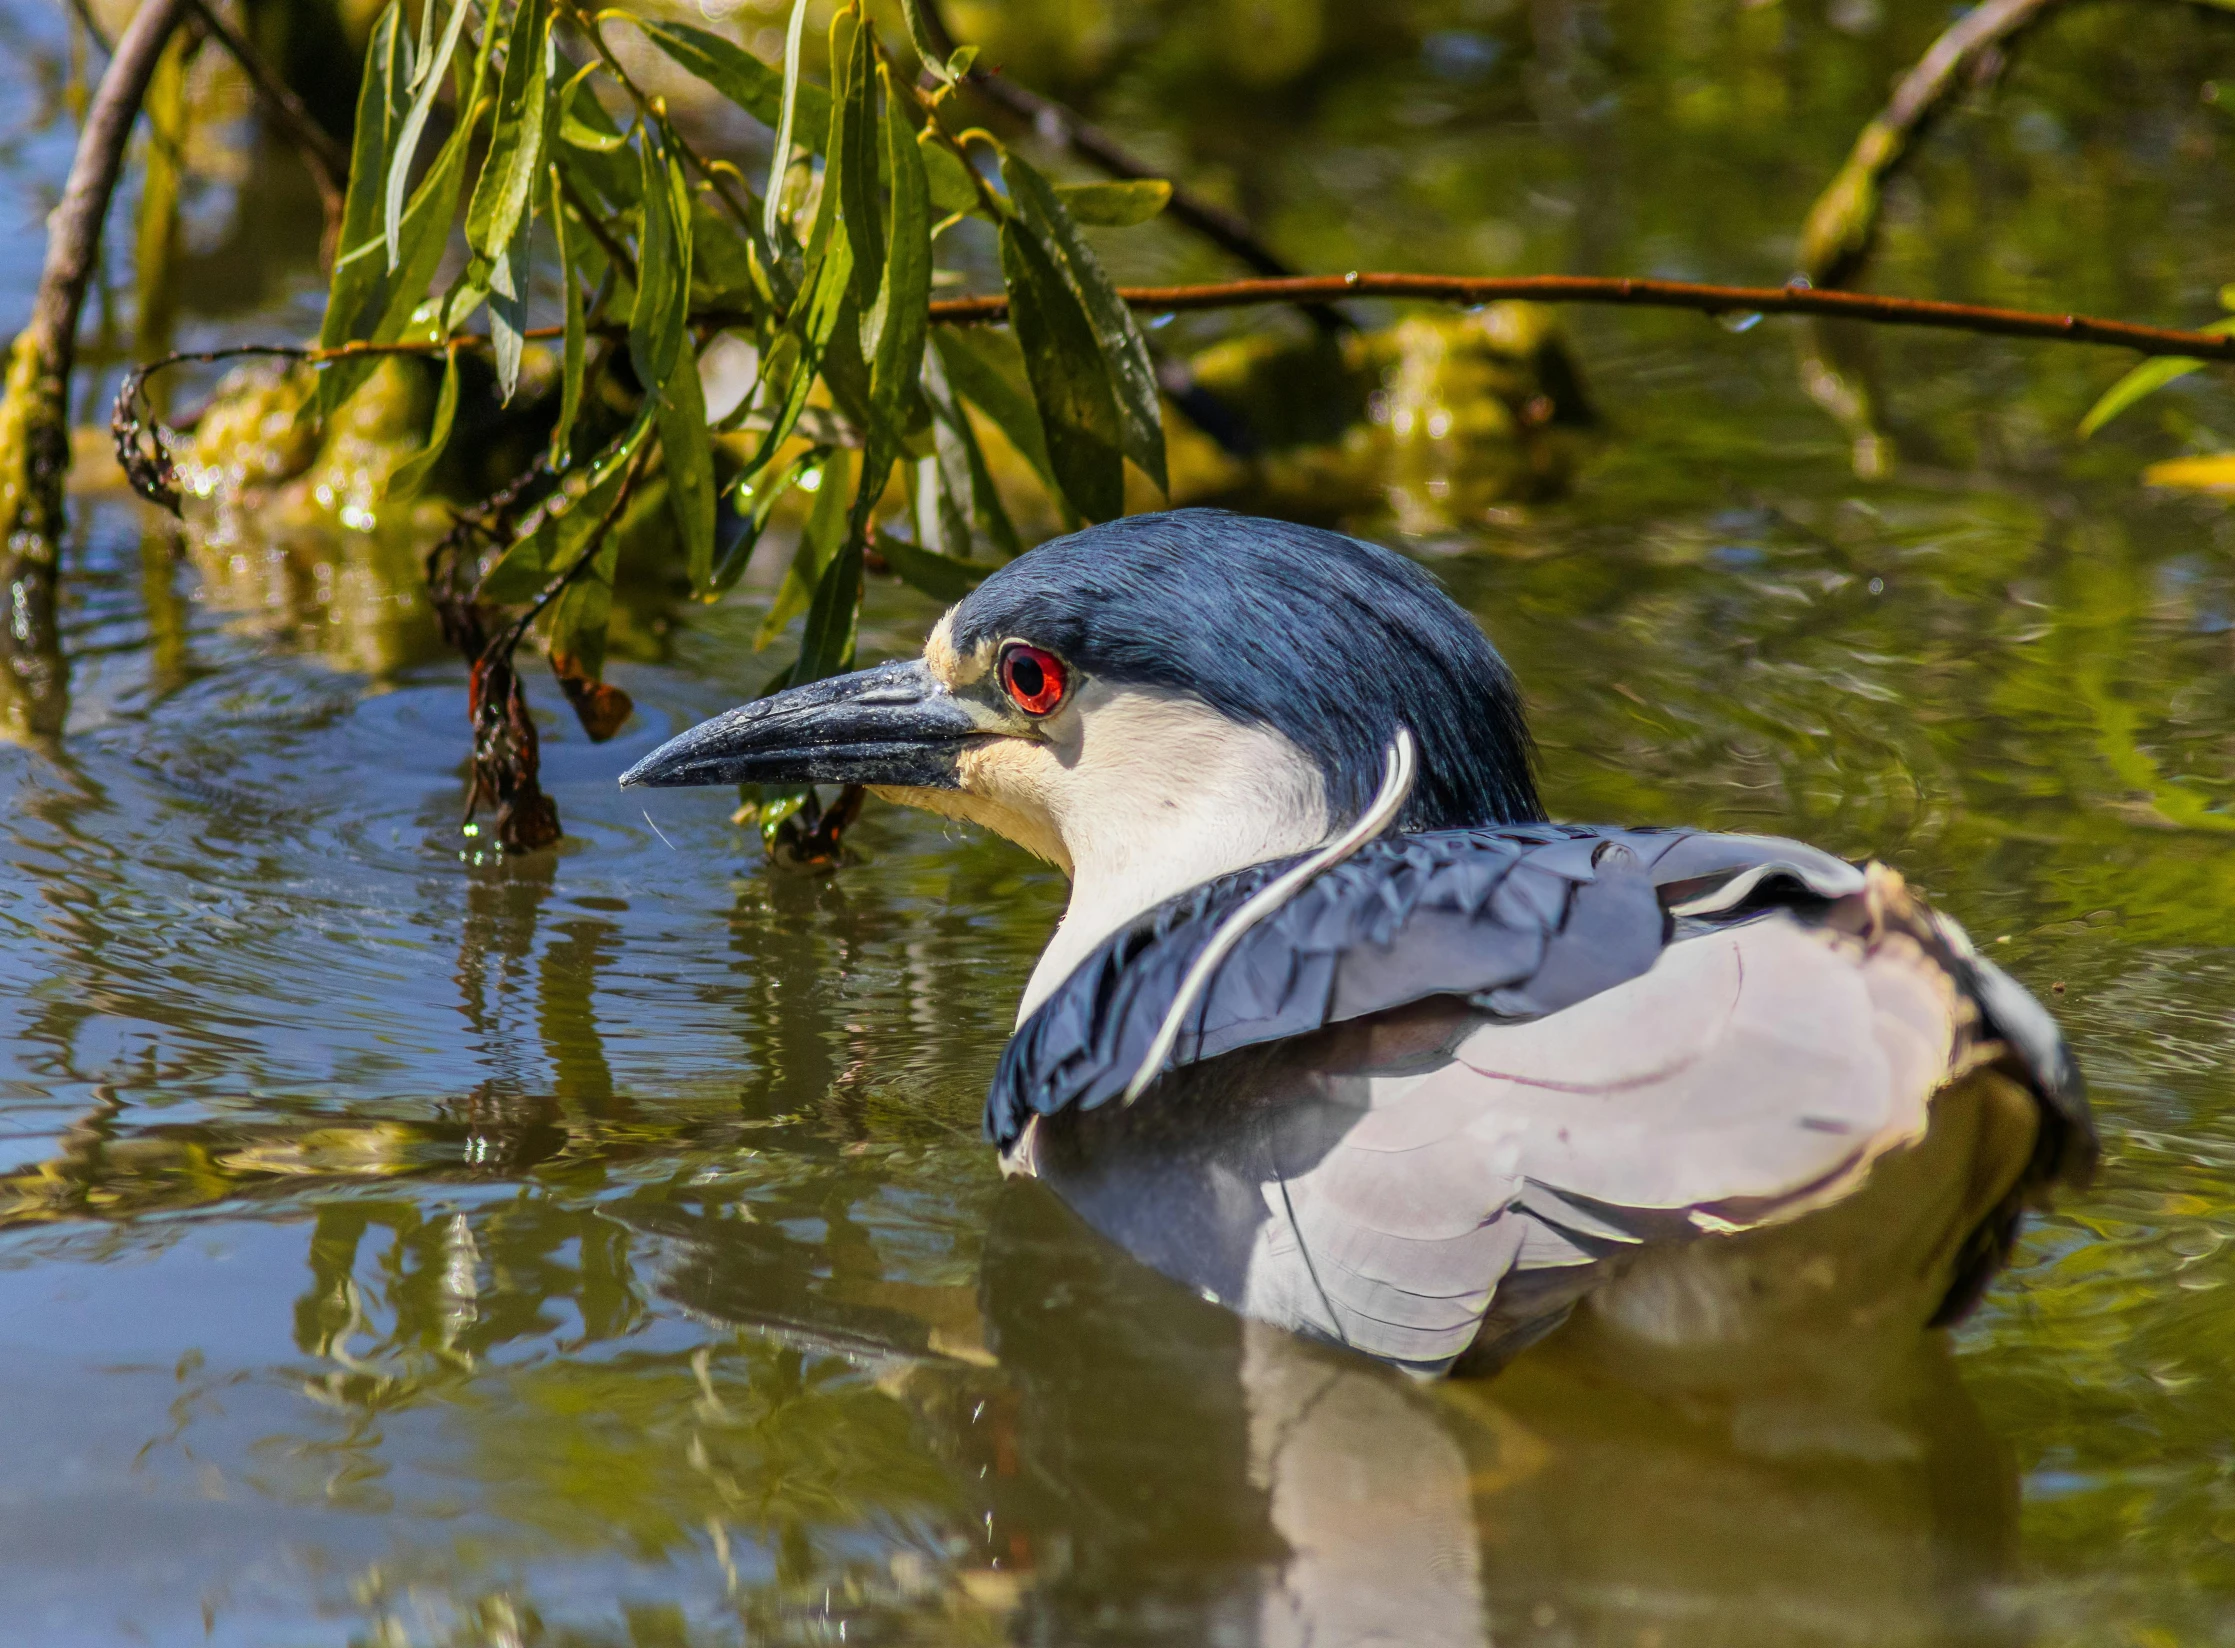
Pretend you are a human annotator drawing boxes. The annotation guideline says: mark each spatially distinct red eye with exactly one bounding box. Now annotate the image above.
[999,643,1068,717]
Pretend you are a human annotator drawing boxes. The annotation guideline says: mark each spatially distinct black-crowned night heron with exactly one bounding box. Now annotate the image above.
[623,508,2093,1378]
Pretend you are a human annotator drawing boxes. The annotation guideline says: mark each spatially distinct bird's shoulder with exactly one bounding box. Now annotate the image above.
[990,823,1879,1146]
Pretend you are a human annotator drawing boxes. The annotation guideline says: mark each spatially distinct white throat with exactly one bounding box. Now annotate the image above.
[1014,686,1331,1023]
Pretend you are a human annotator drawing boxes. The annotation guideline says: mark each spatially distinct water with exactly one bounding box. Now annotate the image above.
[7,0,2235,1641]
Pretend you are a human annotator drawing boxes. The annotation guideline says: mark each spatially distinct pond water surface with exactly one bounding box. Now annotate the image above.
[7,0,2235,1643]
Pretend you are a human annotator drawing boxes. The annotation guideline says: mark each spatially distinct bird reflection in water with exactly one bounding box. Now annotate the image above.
[644,1174,2021,1648]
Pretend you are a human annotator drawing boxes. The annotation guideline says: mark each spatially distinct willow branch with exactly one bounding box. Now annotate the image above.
[129,273,2235,378]
[927,273,2235,361]
[585,8,777,274]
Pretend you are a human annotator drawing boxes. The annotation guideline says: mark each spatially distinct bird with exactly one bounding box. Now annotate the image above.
[622,508,2093,1379]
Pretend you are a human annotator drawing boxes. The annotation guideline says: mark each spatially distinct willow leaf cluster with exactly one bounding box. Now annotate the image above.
[309,0,1171,846]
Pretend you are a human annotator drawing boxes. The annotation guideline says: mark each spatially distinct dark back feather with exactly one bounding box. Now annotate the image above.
[986,826,1879,1147]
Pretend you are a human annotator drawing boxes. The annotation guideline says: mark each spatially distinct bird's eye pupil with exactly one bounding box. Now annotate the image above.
[1011,657,1043,697]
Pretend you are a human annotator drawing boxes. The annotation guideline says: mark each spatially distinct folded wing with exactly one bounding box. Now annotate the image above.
[1020,844,2092,1376]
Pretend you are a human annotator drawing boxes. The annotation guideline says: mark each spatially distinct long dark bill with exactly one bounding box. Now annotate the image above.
[619,659,982,790]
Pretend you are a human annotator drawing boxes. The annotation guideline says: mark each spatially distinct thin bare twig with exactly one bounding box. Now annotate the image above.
[927,272,2235,362]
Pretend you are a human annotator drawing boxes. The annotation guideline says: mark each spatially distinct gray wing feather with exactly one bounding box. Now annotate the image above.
[1225,906,1968,1371]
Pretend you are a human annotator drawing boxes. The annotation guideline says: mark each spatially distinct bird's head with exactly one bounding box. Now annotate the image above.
[623,509,1543,1009]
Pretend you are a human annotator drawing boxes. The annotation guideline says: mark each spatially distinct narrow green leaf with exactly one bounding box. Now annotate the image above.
[959,423,1019,558]
[757,451,850,650]
[714,443,826,596]
[930,327,1057,496]
[543,481,639,742]
[921,339,1020,559]
[797,537,865,684]
[385,347,460,502]
[921,136,979,221]
[489,215,530,403]
[853,61,932,539]
[898,0,950,82]
[833,9,884,323]
[618,123,712,588]
[1054,178,1171,226]
[318,5,410,349]
[997,218,1123,522]
[464,0,551,262]
[660,348,717,594]
[628,128,691,391]
[764,0,811,244]
[635,17,831,151]
[819,291,875,431]
[560,110,624,150]
[384,0,471,270]
[546,53,638,224]
[1001,151,1166,493]
[552,61,638,209]
[548,162,585,466]
[740,203,853,477]
[316,9,494,421]
[920,366,971,558]
[728,21,856,482]
[442,266,488,333]
[875,531,981,602]
[479,408,653,603]
[690,191,758,305]
[2078,325,2235,437]
[543,526,619,685]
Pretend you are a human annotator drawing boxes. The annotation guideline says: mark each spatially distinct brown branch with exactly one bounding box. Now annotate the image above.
[187,0,349,257]
[11,0,195,455]
[120,265,2235,442]
[113,267,2235,518]
[927,273,2235,362]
